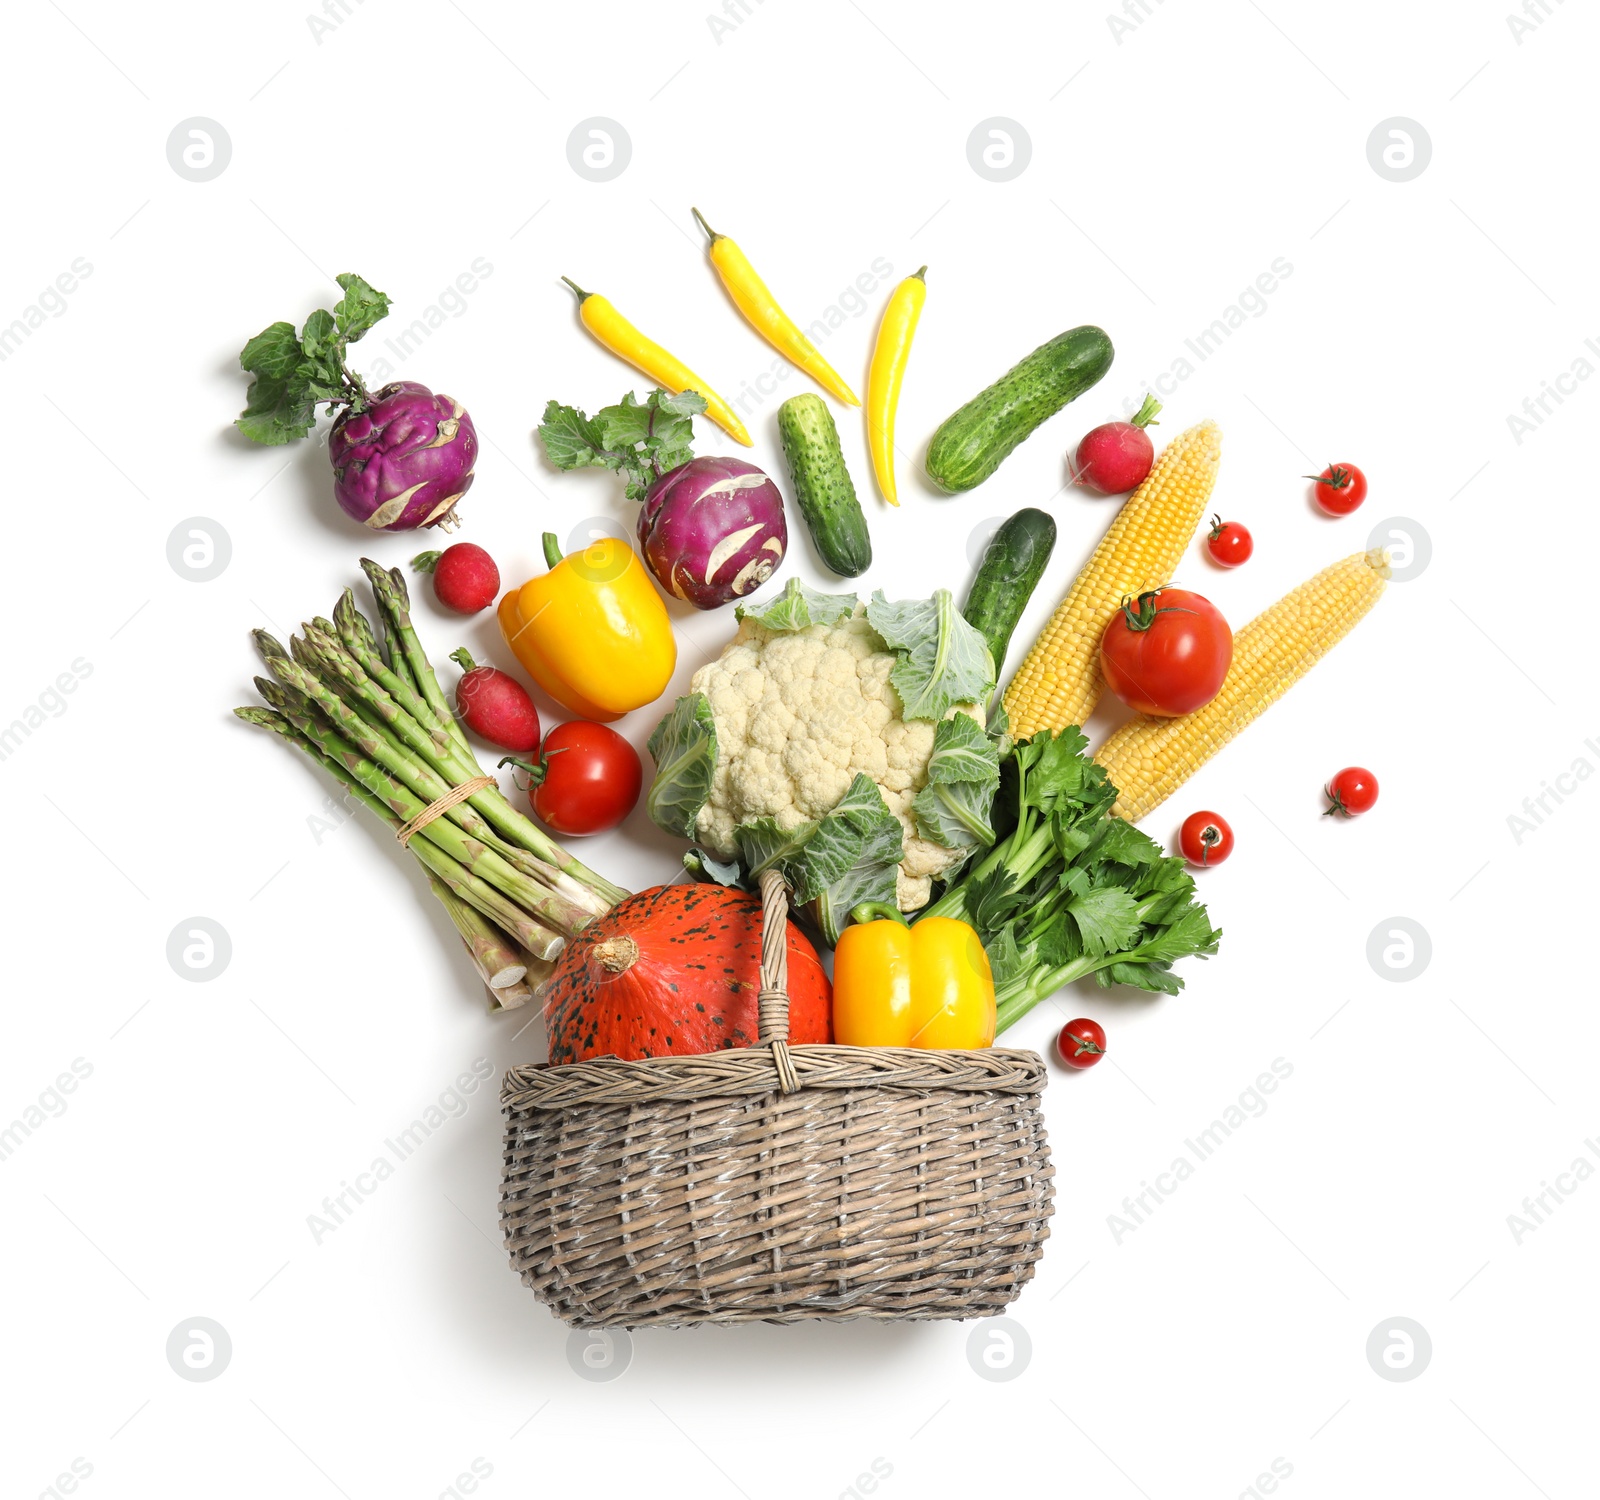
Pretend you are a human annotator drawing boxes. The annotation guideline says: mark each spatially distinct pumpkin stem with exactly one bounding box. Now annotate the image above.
[592,936,640,974]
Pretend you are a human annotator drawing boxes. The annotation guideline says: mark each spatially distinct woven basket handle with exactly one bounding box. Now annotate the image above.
[756,869,800,1094]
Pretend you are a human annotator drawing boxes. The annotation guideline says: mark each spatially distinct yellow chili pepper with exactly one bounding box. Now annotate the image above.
[691,208,861,408]
[560,277,751,447]
[865,267,926,507]
[832,912,995,1050]
[497,532,676,721]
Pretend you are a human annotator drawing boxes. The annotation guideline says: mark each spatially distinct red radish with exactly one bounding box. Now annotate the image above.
[412,543,500,614]
[449,648,539,752]
[1071,394,1162,495]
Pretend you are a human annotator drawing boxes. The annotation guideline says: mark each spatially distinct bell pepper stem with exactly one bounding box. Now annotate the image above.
[559,276,592,303]
[541,533,564,570]
[850,901,907,927]
[690,207,722,244]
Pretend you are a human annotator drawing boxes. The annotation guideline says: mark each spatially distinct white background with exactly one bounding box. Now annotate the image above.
[2,1,1596,1496]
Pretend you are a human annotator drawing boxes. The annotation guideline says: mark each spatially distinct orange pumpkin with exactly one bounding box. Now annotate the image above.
[543,884,832,1064]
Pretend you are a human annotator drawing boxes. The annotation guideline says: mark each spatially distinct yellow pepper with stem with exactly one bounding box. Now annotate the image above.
[497,533,676,721]
[691,208,861,407]
[832,907,995,1050]
[560,277,751,447]
[865,267,926,507]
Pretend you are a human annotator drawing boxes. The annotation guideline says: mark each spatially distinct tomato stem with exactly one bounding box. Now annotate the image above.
[1117,587,1192,632]
[1304,464,1351,489]
[499,753,550,789]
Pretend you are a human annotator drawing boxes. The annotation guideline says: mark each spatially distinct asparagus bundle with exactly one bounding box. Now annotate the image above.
[235,559,629,1010]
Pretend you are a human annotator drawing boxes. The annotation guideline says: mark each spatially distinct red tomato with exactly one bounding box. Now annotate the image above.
[1100,587,1233,717]
[1307,462,1368,515]
[1057,1018,1106,1070]
[1206,515,1253,568]
[1179,810,1234,867]
[1325,767,1379,817]
[506,722,642,836]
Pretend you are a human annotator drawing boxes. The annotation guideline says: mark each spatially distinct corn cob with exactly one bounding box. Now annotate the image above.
[1004,419,1222,737]
[1096,548,1390,821]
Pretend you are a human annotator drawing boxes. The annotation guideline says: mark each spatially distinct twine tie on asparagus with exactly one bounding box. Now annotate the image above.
[395,775,495,846]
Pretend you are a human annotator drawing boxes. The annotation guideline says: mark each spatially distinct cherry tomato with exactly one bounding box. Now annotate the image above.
[1325,766,1378,817]
[1179,810,1234,867]
[504,721,642,836]
[1057,1018,1107,1070]
[1206,515,1253,568]
[1100,587,1233,717]
[1307,462,1368,516]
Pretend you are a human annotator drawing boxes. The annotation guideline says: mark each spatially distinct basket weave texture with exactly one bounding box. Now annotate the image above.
[500,872,1056,1327]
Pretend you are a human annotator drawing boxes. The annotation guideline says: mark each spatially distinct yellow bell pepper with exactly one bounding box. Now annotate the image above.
[498,533,676,721]
[832,912,995,1050]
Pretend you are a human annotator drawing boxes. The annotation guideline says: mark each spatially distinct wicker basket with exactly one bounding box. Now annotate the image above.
[499,871,1055,1327]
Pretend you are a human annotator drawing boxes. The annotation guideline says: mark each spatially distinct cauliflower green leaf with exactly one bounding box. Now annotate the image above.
[866,589,996,721]
[923,713,1001,787]
[736,577,860,632]
[730,775,904,947]
[912,715,1003,851]
[645,692,718,838]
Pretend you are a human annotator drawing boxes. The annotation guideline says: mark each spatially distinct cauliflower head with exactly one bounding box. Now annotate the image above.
[690,608,980,912]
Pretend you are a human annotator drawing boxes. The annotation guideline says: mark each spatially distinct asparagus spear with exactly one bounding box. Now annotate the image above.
[260,684,595,935]
[270,620,623,909]
[426,874,527,991]
[361,558,471,755]
[237,707,565,959]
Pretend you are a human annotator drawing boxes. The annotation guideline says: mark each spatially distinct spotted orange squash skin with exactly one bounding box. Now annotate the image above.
[543,884,833,1064]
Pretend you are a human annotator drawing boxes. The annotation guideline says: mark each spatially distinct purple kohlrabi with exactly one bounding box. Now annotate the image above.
[329,381,478,532]
[637,456,787,610]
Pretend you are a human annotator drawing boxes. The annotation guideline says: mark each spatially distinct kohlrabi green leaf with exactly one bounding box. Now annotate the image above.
[236,321,316,445]
[536,400,605,470]
[866,588,996,721]
[645,692,718,839]
[537,388,707,502]
[333,273,391,341]
[235,275,390,445]
[736,577,860,632]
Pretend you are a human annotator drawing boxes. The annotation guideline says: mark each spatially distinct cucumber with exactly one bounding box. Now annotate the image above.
[925,325,1114,493]
[777,393,872,578]
[963,507,1057,672]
